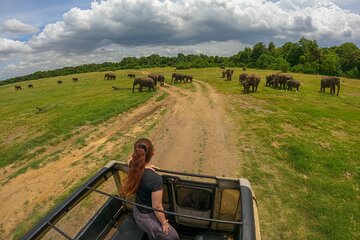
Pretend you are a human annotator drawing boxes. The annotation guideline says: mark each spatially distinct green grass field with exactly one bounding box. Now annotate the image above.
[0,71,157,168]
[1,67,359,239]
[190,68,360,240]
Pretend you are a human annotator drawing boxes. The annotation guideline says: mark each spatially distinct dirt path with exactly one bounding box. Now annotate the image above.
[0,80,240,239]
[151,81,239,176]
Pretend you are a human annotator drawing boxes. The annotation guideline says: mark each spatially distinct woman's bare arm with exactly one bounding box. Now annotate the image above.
[152,190,169,233]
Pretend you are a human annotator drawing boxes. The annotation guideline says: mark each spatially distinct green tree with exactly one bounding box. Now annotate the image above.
[320,52,341,76]
[299,37,320,63]
[335,42,360,72]
[251,42,267,62]
[268,42,277,56]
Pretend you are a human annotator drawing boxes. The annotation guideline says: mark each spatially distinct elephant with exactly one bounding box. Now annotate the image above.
[14,85,22,90]
[185,75,193,83]
[265,74,279,87]
[147,73,165,86]
[72,77,78,82]
[172,73,186,83]
[220,65,226,69]
[157,74,165,86]
[273,74,293,89]
[147,73,159,86]
[239,73,249,85]
[127,73,136,78]
[242,74,261,93]
[321,76,340,95]
[57,80,63,84]
[242,67,247,71]
[28,84,33,88]
[225,69,234,81]
[171,73,178,82]
[286,79,301,91]
[104,73,116,80]
[133,77,156,93]
[221,70,226,78]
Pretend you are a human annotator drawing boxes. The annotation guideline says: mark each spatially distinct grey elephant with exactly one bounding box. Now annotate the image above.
[239,73,249,85]
[157,74,165,86]
[185,75,193,83]
[171,73,178,82]
[265,73,279,87]
[242,74,260,93]
[274,74,293,89]
[133,77,156,93]
[104,73,116,80]
[286,79,301,91]
[225,69,234,81]
[147,73,159,86]
[221,70,226,78]
[172,73,186,83]
[321,76,340,95]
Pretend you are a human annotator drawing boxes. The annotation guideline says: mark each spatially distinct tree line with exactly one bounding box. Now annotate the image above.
[1,37,359,85]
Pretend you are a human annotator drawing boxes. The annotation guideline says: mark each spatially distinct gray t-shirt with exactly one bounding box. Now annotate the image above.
[135,168,163,214]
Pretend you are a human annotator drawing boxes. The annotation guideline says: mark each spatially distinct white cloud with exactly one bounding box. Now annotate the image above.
[1,0,360,80]
[26,0,360,53]
[0,38,32,54]
[1,19,38,35]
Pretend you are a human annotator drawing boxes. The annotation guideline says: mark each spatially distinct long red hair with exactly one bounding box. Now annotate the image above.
[121,138,154,197]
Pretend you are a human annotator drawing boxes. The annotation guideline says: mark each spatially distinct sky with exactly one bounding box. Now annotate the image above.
[1,0,360,80]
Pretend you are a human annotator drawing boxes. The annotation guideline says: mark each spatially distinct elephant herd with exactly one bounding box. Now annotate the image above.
[222,69,340,95]
[11,70,341,96]
[171,73,193,83]
[132,73,166,93]
[264,73,300,91]
[132,72,194,93]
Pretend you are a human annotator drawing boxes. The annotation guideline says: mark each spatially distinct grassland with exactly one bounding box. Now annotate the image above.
[189,67,360,240]
[1,67,359,240]
[0,70,157,168]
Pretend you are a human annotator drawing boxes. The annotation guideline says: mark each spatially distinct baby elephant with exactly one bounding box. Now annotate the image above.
[286,79,300,91]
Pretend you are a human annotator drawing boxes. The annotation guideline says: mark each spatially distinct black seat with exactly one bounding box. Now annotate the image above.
[111,214,146,240]
[193,232,228,240]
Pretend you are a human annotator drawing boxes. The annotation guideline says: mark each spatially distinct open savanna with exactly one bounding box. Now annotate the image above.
[1,67,359,240]
[190,67,359,240]
[0,70,157,169]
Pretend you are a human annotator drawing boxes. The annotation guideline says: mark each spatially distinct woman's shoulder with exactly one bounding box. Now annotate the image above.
[143,168,161,178]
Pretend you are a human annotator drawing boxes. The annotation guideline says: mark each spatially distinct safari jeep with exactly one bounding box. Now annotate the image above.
[23,161,261,240]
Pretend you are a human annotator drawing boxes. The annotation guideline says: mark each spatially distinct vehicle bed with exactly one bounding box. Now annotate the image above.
[23,161,261,240]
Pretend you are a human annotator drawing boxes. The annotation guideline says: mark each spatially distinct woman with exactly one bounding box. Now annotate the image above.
[122,138,179,240]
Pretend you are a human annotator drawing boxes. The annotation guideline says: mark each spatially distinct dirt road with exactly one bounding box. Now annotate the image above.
[0,80,239,239]
[151,81,239,176]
